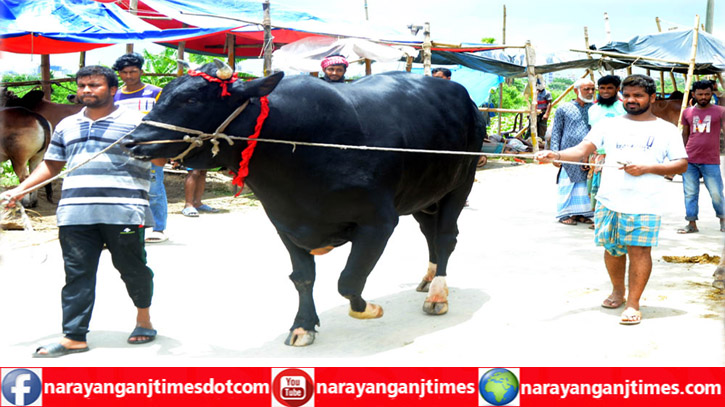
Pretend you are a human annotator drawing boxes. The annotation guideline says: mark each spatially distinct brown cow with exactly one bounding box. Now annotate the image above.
[0,107,52,207]
[4,90,82,130]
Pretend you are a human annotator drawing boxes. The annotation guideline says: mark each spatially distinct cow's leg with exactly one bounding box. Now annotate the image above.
[339,221,397,319]
[422,174,474,315]
[412,211,437,292]
[279,234,319,347]
[12,158,38,208]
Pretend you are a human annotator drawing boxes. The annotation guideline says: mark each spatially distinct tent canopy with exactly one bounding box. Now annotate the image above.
[430,48,628,77]
[597,29,725,74]
[122,0,419,57]
[0,0,235,54]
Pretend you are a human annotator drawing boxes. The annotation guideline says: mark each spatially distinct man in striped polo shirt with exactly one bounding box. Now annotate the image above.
[2,65,167,357]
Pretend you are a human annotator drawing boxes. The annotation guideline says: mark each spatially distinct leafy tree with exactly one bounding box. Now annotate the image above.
[480,37,495,44]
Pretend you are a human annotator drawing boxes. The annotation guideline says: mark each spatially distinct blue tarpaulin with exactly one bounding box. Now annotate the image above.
[598,29,725,74]
[0,0,235,54]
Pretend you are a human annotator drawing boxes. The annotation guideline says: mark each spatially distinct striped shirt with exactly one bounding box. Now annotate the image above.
[44,106,153,227]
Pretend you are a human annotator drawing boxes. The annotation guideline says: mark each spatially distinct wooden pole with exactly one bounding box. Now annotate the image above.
[659,71,665,96]
[524,41,538,152]
[422,22,432,76]
[405,56,413,72]
[583,26,595,82]
[176,41,186,77]
[655,17,662,32]
[678,15,700,129]
[604,12,612,43]
[364,59,372,76]
[226,33,236,71]
[126,0,139,54]
[79,51,86,69]
[40,54,51,99]
[262,0,273,76]
[671,72,678,91]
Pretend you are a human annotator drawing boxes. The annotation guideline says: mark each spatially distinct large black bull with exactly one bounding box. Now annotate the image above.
[127,61,484,346]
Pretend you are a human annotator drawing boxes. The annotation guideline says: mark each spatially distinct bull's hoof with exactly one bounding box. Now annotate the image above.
[423,300,449,315]
[284,327,316,347]
[423,276,449,315]
[416,279,431,292]
[349,303,384,319]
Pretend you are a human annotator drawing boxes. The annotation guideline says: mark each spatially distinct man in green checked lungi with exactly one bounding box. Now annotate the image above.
[536,75,688,325]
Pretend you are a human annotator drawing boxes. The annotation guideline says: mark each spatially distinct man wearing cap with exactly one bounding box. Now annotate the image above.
[321,54,348,83]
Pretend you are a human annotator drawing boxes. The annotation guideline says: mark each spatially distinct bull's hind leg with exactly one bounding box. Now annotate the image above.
[339,221,397,319]
[412,211,437,292]
[415,174,475,315]
[279,234,319,347]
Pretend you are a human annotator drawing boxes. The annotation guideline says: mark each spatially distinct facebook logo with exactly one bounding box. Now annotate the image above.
[1,369,42,406]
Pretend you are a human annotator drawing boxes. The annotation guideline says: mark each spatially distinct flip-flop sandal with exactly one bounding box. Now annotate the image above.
[195,204,219,213]
[33,343,89,358]
[181,207,199,217]
[145,231,168,243]
[558,217,577,225]
[677,225,698,234]
[619,308,641,325]
[601,296,624,309]
[577,216,594,224]
[128,327,157,344]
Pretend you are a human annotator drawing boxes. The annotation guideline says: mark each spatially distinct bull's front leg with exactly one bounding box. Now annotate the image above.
[279,234,319,347]
[339,222,396,320]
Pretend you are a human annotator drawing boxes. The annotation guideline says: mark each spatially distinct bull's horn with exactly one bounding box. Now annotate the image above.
[213,59,233,80]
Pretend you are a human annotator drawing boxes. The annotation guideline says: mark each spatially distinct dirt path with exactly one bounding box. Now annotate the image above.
[1,160,723,366]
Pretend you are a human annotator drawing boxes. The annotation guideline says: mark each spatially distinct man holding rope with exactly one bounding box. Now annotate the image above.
[1,65,167,357]
[537,75,688,325]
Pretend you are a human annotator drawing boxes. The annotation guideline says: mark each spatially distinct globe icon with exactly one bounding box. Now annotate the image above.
[479,368,519,406]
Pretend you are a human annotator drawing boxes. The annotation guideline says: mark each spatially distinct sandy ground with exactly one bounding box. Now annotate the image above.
[0,160,723,367]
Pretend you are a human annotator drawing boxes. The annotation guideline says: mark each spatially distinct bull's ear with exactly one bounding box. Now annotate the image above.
[241,72,285,98]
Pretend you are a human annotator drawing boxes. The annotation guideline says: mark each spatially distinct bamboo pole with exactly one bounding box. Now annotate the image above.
[502,5,506,45]
[583,27,595,82]
[364,59,372,76]
[570,48,690,65]
[655,17,662,32]
[659,71,665,96]
[79,51,86,69]
[498,4,506,137]
[422,22,432,76]
[262,0,273,76]
[677,15,700,129]
[405,56,413,72]
[671,72,678,92]
[604,12,612,43]
[176,41,186,77]
[524,41,538,153]
[40,54,51,99]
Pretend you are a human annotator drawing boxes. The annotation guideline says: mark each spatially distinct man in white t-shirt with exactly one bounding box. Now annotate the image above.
[536,74,688,325]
